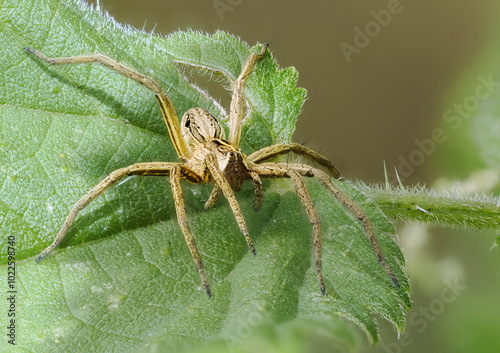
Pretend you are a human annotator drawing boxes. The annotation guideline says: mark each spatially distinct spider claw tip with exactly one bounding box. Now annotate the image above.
[392,277,400,288]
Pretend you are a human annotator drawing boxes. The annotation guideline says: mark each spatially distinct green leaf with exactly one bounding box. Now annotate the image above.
[0,0,410,351]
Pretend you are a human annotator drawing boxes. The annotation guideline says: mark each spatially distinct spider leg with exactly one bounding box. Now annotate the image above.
[248,143,341,179]
[287,169,326,295]
[204,154,256,255]
[249,171,263,211]
[246,163,325,294]
[205,171,262,211]
[228,43,268,147]
[205,171,262,212]
[25,47,190,159]
[204,185,221,210]
[251,162,399,288]
[309,166,399,287]
[171,165,211,297]
[36,162,176,263]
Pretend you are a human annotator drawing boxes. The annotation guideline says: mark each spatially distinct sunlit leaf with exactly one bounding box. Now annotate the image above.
[0,0,410,351]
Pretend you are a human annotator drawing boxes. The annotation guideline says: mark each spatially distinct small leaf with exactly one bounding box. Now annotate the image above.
[0,0,409,351]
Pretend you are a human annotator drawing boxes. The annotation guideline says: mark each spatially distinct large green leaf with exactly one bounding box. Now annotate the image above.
[0,0,410,351]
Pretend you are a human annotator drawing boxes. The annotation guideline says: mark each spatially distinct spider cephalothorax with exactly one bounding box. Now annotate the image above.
[27,44,399,297]
[181,107,250,190]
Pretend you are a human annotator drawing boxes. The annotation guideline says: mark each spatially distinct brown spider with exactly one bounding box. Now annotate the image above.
[27,44,399,297]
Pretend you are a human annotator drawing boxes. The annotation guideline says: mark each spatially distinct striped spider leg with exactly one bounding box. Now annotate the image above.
[27,43,398,297]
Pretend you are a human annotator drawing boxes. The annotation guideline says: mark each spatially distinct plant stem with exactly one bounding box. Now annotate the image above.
[357,183,500,230]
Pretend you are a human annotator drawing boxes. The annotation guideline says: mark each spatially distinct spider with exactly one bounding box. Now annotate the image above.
[26,44,399,297]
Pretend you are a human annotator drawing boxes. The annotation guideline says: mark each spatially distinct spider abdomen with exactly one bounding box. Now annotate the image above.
[210,139,249,191]
[221,152,248,191]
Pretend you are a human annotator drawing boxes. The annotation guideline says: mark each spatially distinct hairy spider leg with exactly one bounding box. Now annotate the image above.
[228,44,268,148]
[170,165,211,296]
[248,171,264,210]
[25,47,190,159]
[310,167,399,287]
[287,169,325,295]
[204,185,221,210]
[251,162,400,289]
[204,154,256,254]
[248,143,342,179]
[34,161,212,295]
[205,44,268,209]
[204,171,263,211]
[36,162,175,262]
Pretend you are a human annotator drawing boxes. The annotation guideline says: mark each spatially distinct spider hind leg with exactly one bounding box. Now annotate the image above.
[310,167,400,288]
[288,169,325,295]
[171,165,212,297]
[250,162,400,294]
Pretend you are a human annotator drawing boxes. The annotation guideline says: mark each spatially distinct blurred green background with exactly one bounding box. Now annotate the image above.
[86,0,500,352]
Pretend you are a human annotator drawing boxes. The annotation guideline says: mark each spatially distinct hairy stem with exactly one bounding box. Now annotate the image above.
[357,183,500,230]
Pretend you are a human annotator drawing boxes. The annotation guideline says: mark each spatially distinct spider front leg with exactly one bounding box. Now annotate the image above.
[170,165,211,297]
[228,43,268,148]
[204,171,263,211]
[25,47,190,159]
[204,154,256,255]
[248,143,341,179]
[246,162,325,294]
[37,161,212,296]
[36,162,177,262]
